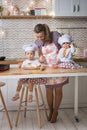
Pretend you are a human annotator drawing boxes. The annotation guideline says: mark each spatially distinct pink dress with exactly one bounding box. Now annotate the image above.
[29,43,68,88]
[58,61,82,69]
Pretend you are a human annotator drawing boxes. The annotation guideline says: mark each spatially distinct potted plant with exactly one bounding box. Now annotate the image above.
[0,5,3,16]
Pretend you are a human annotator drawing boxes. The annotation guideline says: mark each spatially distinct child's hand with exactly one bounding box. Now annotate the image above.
[39,55,46,63]
[56,59,61,64]
[18,62,22,68]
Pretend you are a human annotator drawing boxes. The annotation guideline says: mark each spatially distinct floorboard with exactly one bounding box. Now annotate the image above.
[0,108,87,130]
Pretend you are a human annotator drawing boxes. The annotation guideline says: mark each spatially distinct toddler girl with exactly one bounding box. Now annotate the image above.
[12,44,41,102]
[57,34,82,69]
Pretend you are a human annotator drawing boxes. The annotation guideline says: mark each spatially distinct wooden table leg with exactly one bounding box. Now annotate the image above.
[74,76,79,122]
[35,87,41,128]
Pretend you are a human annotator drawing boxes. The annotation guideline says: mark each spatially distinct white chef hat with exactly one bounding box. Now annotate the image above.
[58,34,73,46]
[22,44,38,52]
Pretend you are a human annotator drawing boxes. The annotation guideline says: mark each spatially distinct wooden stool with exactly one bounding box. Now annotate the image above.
[15,84,48,128]
[0,81,12,129]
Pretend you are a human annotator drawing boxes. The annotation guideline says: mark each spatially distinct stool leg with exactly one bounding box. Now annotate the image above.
[35,87,41,128]
[15,87,25,126]
[38,86,48,120]
[0,90,12,129]
[24,86,28,117]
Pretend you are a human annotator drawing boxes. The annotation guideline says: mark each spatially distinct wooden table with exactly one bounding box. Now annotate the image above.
[0,67,87,122]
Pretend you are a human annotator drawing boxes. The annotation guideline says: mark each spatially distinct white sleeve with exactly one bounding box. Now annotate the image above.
[57,49,62,59]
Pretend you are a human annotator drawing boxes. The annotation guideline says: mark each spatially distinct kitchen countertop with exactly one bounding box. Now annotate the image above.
[0,57,87,65]
[0,58,24,64]
[1,67,87,78]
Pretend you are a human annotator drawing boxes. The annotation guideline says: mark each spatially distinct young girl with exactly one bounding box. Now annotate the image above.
[12,44,42,102]
[57,34,82,69]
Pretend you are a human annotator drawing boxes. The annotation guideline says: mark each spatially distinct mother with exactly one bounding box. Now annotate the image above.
[33,23,68,123]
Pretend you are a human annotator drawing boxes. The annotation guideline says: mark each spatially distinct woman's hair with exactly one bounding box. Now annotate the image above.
[34,23,51,43]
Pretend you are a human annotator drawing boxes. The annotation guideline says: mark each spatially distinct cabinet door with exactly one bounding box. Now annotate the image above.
[54,0,75,16]
[76,0,87,16]
[54,0,87,17]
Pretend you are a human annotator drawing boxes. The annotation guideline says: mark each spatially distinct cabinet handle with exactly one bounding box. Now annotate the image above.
[73,5,76,12]
[77,5,80,12]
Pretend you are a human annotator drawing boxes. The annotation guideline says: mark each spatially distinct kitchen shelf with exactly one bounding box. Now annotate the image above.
[0,15,52,19]
[0,15,87,19]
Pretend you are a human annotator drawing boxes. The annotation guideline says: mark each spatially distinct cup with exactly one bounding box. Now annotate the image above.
[83,49,87,58]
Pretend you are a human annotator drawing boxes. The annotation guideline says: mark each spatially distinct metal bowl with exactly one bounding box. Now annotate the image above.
[0,56,6,61]
[0,64,10,71]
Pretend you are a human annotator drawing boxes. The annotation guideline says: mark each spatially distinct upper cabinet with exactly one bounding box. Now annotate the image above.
[53,0,87,17]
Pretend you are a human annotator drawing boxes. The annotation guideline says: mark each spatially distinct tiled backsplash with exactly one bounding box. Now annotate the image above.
[0,18,87,58]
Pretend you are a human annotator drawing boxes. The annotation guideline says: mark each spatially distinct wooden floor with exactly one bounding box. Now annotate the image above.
[0,108,87,130]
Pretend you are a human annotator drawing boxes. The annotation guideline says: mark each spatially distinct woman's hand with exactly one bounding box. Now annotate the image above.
[40,65,46,71]
[50,64,58,69]
[39,55,46,63]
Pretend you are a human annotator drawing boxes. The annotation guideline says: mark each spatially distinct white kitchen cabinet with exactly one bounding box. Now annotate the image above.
[54,0,87,17]
[1,75,87,110]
